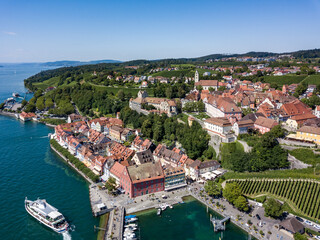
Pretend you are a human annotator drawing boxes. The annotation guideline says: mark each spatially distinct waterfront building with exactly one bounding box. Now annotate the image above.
[124,161,165,198]
[109,161,126,185]
[19,111,36,121]
[163,166,186,191]
[188,160,220,180]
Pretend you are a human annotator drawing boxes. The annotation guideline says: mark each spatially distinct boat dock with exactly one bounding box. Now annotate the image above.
[105,206,124,240]
[89,184,111,217]
[210,215,230,232]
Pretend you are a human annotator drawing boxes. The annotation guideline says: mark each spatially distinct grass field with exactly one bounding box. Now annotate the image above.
[263,75,307,86]
[88,83,154,97]
[289,148,320,166]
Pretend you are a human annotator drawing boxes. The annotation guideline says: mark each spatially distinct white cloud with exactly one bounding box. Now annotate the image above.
[3,31,17,36]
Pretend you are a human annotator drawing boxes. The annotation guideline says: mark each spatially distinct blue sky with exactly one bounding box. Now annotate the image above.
[1,0,320,62]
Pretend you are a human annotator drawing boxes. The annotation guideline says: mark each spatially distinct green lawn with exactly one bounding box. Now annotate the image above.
[289,148,320,166]
[88,83,154,97]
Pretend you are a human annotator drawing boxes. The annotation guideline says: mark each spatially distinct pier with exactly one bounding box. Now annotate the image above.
[210,215,230,232]
[105,206,124,240]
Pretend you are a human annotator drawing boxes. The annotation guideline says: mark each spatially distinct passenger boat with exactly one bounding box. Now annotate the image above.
[25,197,69,233]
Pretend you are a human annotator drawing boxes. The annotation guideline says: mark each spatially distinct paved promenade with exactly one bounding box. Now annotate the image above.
[105,207,124,240]
[188,183,293,240]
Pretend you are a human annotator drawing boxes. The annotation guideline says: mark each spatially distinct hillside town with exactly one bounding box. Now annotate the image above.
[2,53,320,240]
[52,115,222,198]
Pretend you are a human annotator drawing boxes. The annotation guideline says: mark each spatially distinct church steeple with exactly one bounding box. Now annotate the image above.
[195,70,199,83]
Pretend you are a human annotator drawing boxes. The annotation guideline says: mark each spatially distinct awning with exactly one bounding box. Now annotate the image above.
[94,165,102,172]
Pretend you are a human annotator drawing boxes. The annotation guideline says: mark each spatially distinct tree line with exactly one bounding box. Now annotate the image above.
[120,107,212,160]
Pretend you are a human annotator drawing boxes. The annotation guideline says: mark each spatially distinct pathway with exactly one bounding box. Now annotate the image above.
[188,183,292,240]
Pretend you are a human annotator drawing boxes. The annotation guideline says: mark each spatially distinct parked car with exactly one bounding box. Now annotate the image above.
[256,214,261,220]
[304,220,312,226]
[295,216,303,222]
[313,224,320,230]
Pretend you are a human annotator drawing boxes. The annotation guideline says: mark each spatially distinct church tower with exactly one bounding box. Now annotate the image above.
[195,70,199,83]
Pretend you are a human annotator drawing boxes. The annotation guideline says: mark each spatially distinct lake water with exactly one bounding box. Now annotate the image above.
[136,196,250,240]
[0,63,99,240]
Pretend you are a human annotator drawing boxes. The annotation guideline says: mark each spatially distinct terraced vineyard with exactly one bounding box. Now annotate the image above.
[228,179,320,220]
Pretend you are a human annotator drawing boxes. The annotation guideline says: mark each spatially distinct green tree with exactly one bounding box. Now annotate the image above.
[223,182,242,204]
[117,90,125,101]
[45,98,54,109]
[165,87,173,99]
[234,196,249,212]
[141,119,153,139]
[204,180,222,197]
[293,233,307,240]
[34,89,43,98]
[208,87,214,93]
[21,99,28,107]
[218,86,226,91]
[36,96,45,111]
[25,103,36,113]
[203,146,216,160]
[105,177,117,193]
[196,85,203,92]
[263,198,283,218]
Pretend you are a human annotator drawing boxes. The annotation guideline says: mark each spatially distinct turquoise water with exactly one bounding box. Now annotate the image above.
[0,64,98,239]
[136,197,250,240]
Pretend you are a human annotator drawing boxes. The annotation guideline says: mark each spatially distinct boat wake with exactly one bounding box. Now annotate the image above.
[62,232,72,240]
[39,136,49,138]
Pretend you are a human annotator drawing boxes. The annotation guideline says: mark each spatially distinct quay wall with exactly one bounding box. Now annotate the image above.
[50,143,93,184]
[189,191,262,240]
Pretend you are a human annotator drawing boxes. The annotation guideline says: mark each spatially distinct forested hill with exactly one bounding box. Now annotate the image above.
[42,59,121,67]
[24,48,320,90]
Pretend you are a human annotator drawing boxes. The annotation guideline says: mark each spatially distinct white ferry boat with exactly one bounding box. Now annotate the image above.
[25,197,69,233]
